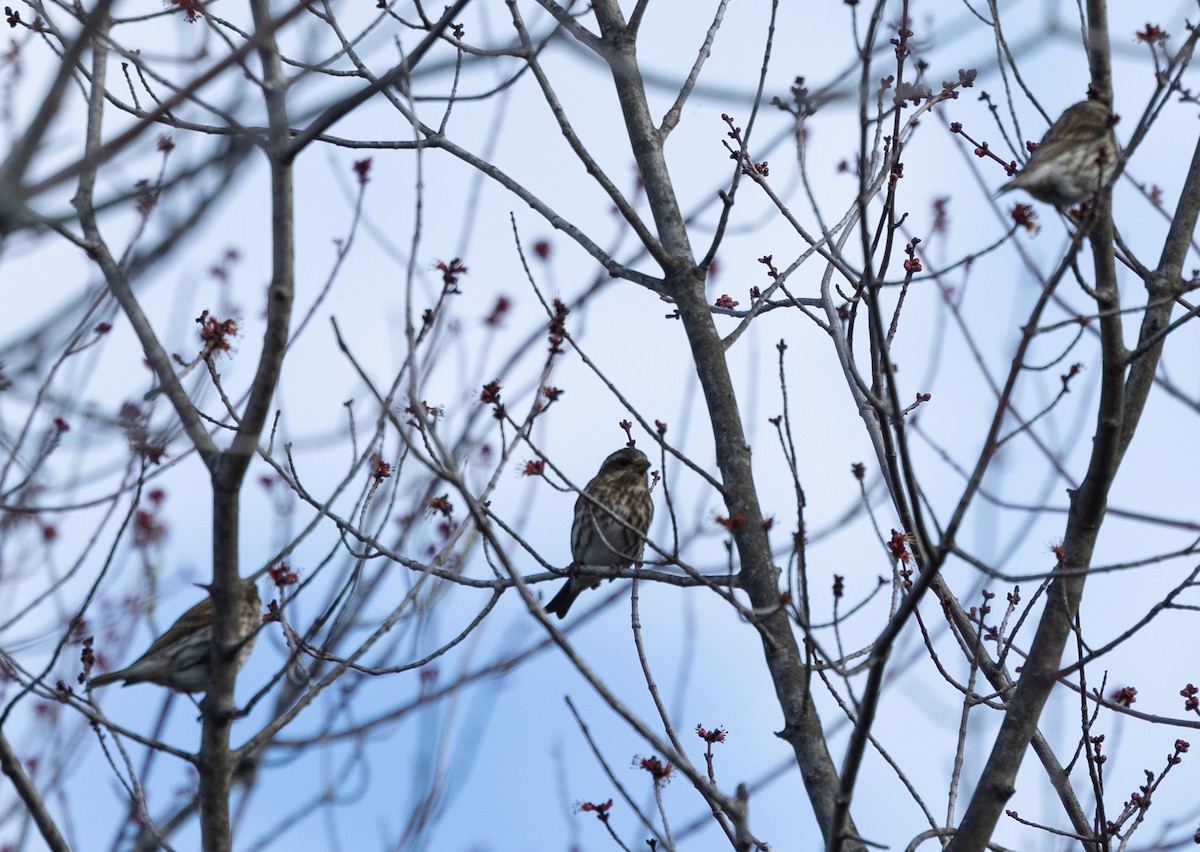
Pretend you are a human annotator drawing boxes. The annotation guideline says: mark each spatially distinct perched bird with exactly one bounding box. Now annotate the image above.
[545,447,654,619]
[998,99,1118,207]
[90,577,261,693]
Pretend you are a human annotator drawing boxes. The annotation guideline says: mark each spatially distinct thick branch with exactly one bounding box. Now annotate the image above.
[1119,134,1200,460]
[948,5,1127,847]
[0,731,69,852]
[198,0,294,848]
[590,1,862,846]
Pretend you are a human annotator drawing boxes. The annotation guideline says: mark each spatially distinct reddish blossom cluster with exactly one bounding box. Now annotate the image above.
[134,509,166,549]
[166,0,202,23]
[1062,362,1084,390]
[197,310,238,356]
[135,179,157,216]
[903,239,922,274]
[479,380,504,420]
[931,197,949,233]
[435,258,468,290]
[1011,203,1038,232]
[714,512,745,531]
[1136,23,1167,44]
[369,452,391,481]
[483,295,511,327]
[263,599,280,623]
[887,529,913,564]
[404,400,443,420]
[548,298,569,354]
[79,636,95,680]
[3,4,47,29]
[757,254,779,279]
[427,494,453,518]
[578,799,613,822]
[1182,683,1198,712]
[208,248,240,282]
[268,563,298,586]
[969,589,995,622]
[637,755,673,782]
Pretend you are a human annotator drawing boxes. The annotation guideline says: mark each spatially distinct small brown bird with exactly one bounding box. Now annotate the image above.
[545,447,655,619]
[998,99,1118,207]
[90,578,261,693]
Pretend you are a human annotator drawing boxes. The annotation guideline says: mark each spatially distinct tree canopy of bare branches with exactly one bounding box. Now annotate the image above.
[3,1,1200,850]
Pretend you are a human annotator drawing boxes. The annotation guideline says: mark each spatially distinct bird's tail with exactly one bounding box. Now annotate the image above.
[544,580,583,619]
[88,669,127,688]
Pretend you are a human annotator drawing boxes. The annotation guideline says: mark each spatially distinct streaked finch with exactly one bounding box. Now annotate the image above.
[998,99,1118,207]
[545,447,654,619]
[90,577,260,693]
